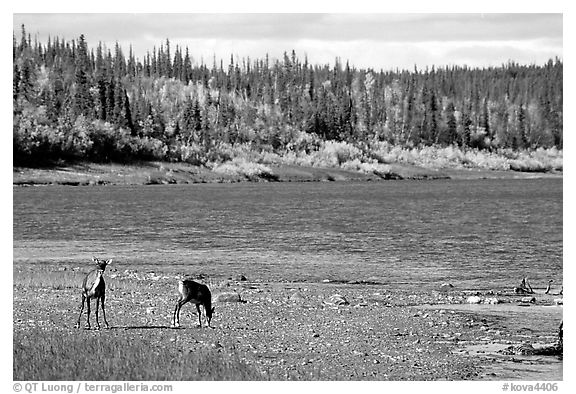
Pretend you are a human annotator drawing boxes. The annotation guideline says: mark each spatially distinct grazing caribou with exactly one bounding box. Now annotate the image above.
[171,279,214,328]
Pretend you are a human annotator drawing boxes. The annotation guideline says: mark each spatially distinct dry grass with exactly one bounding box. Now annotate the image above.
[13,268,173,294]
[13,329,263,380]
[13,270,85,290]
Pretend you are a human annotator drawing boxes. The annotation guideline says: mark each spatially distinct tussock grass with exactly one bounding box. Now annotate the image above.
[13,269,167,293]
[13,270,85,290]
[13,329,263,381]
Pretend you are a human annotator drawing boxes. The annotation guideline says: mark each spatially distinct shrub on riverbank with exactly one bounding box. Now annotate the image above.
[13,112,562,178]
[366,142,562,172]
[212,158,275,179]
[208,140,562,175]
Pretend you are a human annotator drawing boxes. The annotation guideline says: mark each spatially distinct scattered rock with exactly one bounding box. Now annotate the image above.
[214,292,243,303]
[466,296,482,304]
[289,291,306,303]
[514,287,532,294]
[211,342,223,349]
[324,294,349,306]
[520,297,536,304]
[347,279,380,285]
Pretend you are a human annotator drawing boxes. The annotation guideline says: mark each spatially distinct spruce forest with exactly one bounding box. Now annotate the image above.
[13,26,563,173]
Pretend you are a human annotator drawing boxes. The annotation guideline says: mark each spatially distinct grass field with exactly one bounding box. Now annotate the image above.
[14,329,263,381]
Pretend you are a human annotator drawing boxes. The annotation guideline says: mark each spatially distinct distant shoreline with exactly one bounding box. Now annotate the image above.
[13,162,562,187]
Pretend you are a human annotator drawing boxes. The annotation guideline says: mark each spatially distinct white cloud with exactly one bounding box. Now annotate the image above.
[149,37,561,71]
[13,13,563,71]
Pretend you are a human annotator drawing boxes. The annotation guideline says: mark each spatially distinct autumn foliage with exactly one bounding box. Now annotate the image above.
[13,26,562,170]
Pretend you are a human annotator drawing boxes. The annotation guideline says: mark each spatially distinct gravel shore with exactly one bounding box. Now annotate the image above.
[13,265,563,381]
[13,161,561,186]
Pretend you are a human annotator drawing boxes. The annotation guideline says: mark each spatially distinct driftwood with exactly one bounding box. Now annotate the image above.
[499,321,563,357]
[545,279,554,294]
[514,277,534,294]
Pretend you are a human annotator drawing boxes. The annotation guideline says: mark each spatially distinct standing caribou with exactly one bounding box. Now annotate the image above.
[76,257,112,330]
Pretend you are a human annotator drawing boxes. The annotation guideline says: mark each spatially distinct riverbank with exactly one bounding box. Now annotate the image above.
[13,261,563,381]
[12,161,562,186]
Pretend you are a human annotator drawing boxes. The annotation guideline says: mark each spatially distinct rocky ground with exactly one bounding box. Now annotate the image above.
[13,264,563,381]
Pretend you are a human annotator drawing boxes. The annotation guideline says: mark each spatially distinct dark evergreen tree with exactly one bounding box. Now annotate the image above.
[123,89,136,135]
[444,102,458,145]
[13,63,20,103]
[183,47,192,83]
[71,34,93,117]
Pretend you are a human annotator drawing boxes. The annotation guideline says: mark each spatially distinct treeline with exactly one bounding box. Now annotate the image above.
[13,25,563,167]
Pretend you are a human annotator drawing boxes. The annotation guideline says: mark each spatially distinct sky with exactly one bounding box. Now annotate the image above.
[12,11,563,72]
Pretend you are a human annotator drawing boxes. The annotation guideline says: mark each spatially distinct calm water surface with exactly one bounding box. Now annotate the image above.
[13,179,563,290]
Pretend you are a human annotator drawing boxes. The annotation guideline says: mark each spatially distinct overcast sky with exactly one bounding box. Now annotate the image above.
[12,12,563,71]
